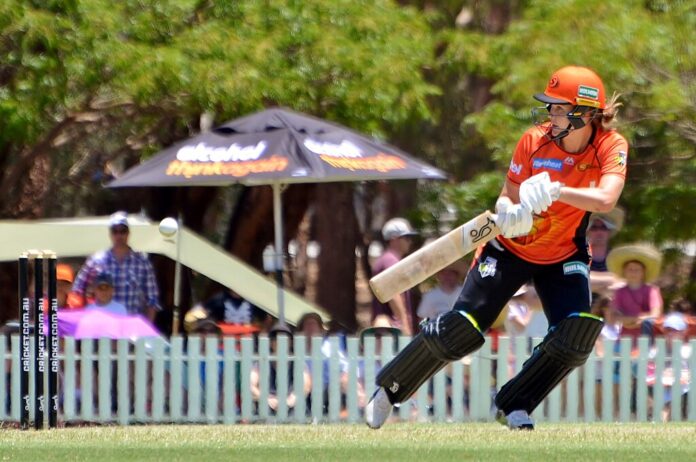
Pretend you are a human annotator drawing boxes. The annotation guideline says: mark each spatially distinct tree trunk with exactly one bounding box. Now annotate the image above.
[315,183,358,332]
[225,184,313,268]
[0,262,17,326]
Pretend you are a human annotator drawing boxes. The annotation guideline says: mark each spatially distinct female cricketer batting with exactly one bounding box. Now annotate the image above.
[365,65,628,430]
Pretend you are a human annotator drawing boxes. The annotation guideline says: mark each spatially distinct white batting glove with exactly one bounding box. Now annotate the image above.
[519,172,561,215]
[495,199,533,238]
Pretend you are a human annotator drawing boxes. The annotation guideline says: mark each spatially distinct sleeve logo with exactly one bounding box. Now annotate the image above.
[509,160,522,175]
[616,151,627,167]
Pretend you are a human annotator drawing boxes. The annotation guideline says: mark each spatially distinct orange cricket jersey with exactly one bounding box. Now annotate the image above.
[499,124,628,264]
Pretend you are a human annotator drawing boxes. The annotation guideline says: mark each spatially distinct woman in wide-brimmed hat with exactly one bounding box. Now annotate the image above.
[607,243,664,342]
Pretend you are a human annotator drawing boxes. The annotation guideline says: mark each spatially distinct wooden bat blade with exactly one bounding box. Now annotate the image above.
[369,210,500,303]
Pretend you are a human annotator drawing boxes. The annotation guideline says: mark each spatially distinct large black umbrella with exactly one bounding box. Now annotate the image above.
[110,107,446,324]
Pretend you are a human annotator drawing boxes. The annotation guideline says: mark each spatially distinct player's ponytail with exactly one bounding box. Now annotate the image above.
[595,92,622,130]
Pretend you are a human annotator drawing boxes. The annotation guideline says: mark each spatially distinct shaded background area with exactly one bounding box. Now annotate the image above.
[0,0,694,332]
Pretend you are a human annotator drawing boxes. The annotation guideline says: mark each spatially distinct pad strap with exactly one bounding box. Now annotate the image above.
[422,311,485,361]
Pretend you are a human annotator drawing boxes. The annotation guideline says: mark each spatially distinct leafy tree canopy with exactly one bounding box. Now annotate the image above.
[422,0,695,244]
[0,0,438,216]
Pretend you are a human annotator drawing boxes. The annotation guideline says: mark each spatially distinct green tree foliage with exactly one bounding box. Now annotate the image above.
[3,0,696,318]
[420,0,695,245]
[0,0,438,217]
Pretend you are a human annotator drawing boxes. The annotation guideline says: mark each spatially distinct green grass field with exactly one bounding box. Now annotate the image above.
[1,423,695,461]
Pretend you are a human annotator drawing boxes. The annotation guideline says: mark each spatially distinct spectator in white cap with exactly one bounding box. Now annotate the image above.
[371,217,418,335]
[663,311,687,333]
[72,211,161,322]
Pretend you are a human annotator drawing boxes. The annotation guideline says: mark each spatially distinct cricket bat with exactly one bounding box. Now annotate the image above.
[369,210,500,303]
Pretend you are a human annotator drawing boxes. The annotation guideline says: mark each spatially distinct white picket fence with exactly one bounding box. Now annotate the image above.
[1,334,694,425]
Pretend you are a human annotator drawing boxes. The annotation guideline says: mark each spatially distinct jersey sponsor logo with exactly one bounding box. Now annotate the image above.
[576,162,599,172]
[563,261,589,278]
[616,151,627,167]
[564,156,575,166]
[509,160,522,175]
[478,256,497,278]
[532,158,563,171]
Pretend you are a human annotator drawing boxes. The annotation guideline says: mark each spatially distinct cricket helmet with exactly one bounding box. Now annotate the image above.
[534,66,606,109]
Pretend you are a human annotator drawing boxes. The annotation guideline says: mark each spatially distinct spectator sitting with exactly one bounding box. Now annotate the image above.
[668,297,696,334]
[71,211,161,321]
[650,298,696,342]
[85,272,127,316]
[416,262,465,322]
[183,304,226,412]
[184,304,222,336]
[359,317,402,385]
[590,294,621,418]
[359,316,402,361]
[587,207,625,296]
[203,287,270,328]
[358,318,403,421]
[503,284,534,376]
[297,312,367,414]
[591,294,620,345]
[56,263,76,309]
[646,312,691,421]
[607,243,664,345]
[503,285,534,342]
[249,323,311,414]
[508,284,548,341]
[670,297,696,317]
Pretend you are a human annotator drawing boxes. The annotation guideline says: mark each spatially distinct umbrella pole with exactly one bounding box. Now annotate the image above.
[273,182,286,325]
[172,213,183,335]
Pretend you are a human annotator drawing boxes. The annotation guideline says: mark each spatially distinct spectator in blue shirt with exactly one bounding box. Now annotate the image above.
[72,211,161,321]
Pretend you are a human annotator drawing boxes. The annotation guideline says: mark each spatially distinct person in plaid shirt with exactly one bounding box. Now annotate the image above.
[71,211,161,322]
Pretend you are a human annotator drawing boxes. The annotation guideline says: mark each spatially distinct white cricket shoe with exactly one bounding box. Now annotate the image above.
[364,387,393,429]
[499,409,534,430]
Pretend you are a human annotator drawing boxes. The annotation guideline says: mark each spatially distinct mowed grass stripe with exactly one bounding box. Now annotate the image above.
[1,423,695,461]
